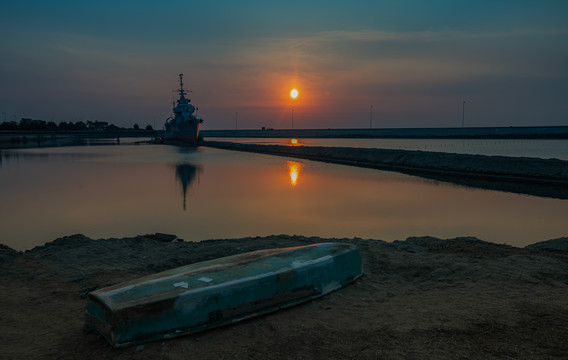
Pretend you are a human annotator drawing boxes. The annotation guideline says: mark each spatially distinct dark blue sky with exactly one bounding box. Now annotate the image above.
[1,1,567,129]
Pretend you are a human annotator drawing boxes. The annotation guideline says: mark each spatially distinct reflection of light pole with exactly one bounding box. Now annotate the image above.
[291,108,294,129]
[462,100,466,128]
[370,105,373,128]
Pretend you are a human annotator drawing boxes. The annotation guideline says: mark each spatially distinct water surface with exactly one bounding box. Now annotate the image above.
[1,144,567,250]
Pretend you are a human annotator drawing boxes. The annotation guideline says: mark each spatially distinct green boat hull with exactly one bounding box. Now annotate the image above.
[86,242,362,347]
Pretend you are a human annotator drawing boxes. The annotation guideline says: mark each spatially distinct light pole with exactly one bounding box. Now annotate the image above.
[291,108,294,129]
[462,100,466,128]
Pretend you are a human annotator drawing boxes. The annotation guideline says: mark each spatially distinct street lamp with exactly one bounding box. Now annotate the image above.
[291,108,294,129]
[462,100,466,128]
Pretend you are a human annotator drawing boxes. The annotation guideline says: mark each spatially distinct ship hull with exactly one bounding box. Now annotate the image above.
[85,243,362,347]
[160,121,202,144]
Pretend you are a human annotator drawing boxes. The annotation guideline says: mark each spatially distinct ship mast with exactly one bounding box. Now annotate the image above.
[178,73,187,98]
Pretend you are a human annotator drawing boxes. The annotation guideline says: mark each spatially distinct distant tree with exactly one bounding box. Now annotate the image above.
[19,118,33,130]
[72,121,87,130]
[0,121,18,130]
[145,124,153,131]
[31,120,48,131]
[133,123,140,130]
[87,120,109,131]
[0,118,131,132]
[46,121,58,131]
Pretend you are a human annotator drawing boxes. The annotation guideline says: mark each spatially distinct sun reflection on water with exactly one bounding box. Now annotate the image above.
[287,161,303,186]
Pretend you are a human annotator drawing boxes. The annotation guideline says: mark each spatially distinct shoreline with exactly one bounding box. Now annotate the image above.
[2,234,567,359]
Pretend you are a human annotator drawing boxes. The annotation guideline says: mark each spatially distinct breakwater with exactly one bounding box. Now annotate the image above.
[203,141,568,199]
[201,126,568,139]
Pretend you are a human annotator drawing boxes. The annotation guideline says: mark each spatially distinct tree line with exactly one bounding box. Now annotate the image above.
[0,119,154,132]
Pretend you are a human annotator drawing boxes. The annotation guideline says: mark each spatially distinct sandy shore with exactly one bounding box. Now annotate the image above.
[1,234,567,359]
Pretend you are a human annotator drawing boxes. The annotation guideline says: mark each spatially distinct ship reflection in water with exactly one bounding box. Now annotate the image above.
[287,161,303,186]
[175,163,202,210]
[2,145,568,251]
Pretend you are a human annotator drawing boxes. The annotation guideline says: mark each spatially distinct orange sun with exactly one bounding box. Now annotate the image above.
[290,89,298,99]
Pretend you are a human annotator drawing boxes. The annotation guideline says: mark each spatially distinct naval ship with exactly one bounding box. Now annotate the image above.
[161,74,203,144]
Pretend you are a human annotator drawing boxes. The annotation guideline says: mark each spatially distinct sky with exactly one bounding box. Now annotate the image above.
[1,1,567,130]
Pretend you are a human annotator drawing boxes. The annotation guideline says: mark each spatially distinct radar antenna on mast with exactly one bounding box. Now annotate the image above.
[173,73,191,98]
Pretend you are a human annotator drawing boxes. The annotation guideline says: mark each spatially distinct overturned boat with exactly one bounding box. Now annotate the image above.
[86,242,362,347]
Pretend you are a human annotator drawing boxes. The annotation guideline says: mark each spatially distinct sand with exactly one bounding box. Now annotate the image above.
[1,234,567,359]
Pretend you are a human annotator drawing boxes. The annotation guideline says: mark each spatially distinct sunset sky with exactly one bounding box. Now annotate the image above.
[1,1,567,130]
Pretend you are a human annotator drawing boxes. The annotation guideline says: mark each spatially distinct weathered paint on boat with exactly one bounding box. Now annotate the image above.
[85,242,362,347]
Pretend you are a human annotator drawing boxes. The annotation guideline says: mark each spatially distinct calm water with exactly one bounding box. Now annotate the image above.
[1,143,567,251]
[210,138,568,160]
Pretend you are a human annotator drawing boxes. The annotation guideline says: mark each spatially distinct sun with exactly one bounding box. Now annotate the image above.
[290,89,298,99]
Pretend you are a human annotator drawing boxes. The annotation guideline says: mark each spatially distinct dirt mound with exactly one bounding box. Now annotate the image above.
[2,235,567,359]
